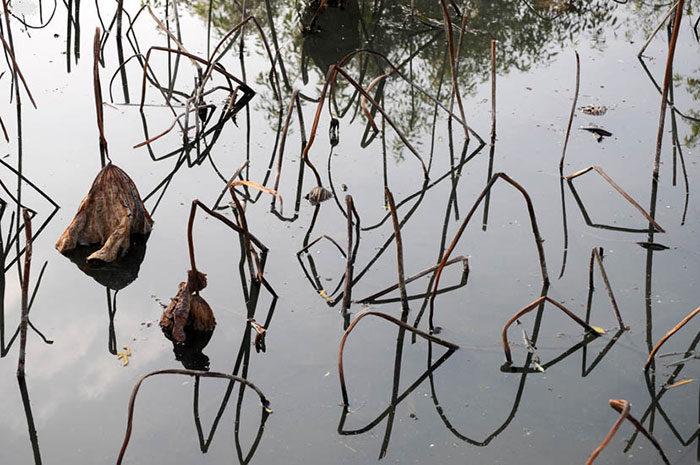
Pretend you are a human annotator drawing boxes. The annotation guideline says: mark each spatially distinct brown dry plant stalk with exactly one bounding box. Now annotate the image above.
[586,400,669,465]
[644,305,700,372]
[501,295,599,365]
[566,165,665,233]
[116,369,270,465]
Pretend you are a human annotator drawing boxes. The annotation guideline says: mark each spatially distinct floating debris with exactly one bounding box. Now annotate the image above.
[319,289,335,303]
[579,105,608,116]
[248,318,267,353]
[55,164,153,262]
[580,126,613,143]
[305,186,333,205]
[637,241,669,251]
[117,346,131,366]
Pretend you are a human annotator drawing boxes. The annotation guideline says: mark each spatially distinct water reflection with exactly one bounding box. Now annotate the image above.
[0,0,699,464]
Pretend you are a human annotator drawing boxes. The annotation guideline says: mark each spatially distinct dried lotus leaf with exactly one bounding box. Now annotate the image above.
[55,163,153,262]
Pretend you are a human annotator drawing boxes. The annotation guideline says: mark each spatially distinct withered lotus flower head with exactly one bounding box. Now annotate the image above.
[159,270,216,343]
[305,186,333,206]
[55,163,153,262]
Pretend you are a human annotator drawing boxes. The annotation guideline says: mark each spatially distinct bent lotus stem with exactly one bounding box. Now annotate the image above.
[116,369,270,465]
[501,296,599,365]
[338,310,458,407]
[566,165,665,233]
[586,399,669,465]
[644,305,700,372]
[589,248,625,330]
[430,173,549,333]
[187,199,268,294]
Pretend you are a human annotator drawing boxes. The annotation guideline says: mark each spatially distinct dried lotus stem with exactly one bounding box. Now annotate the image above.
[586,400,669,465]
[16,208,31,379]
[385,188,409,316]
[502,296,599,365]
[430,173,549,333]
[588,248,625,330]
[116,369,270,465]
[338,310,458,406]
[566,165,665,233]
[644,305,700,372]
[93,27,111,166]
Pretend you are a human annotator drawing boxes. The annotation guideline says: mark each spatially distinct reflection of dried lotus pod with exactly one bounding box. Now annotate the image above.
[305,186,333,205]
[55,163,153,262]
[159,270,215,343]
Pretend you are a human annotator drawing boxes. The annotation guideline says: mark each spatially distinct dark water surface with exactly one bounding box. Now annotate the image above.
[0,1,699,464]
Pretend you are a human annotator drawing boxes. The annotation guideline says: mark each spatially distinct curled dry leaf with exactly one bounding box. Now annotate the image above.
[55,163,153,262]
[159,270,215,343]
[230,180,283,213]
[248,318,267,353]
[305,186,333,206]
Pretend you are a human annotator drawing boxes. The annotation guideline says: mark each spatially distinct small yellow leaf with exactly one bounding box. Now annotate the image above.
[665,378,695,389]
[319,289,335,303]
[324,372,330,377]
[591,326,607,335]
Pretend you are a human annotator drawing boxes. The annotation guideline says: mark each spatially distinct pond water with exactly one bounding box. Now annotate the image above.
[0,1,699,464]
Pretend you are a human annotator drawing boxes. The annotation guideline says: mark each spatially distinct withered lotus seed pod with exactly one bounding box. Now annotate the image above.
[305,186,333,206]
[55,163,153,262]
[160,270,215,343]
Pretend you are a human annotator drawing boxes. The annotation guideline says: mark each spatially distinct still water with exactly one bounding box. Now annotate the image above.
[0,1,699,464]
